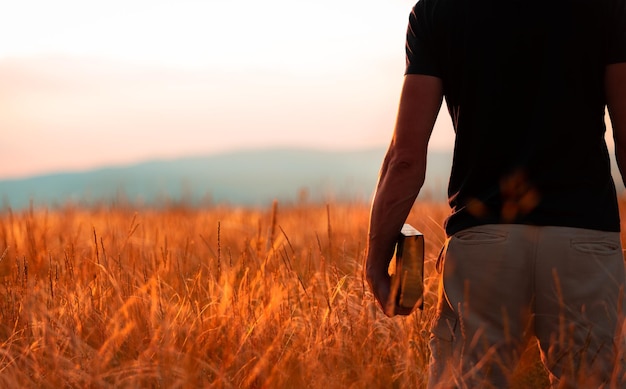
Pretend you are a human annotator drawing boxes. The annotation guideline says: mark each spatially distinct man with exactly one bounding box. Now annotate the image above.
[366,0,626,387]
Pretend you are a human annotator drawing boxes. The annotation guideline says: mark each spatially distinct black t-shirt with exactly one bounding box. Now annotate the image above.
[406,0,626,236]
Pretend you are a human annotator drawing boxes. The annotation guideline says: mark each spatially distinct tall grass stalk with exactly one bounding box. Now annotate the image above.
[2,199,622,387]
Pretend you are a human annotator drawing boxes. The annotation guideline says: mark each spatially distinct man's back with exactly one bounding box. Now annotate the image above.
[407,0,624,235]
[366,1,626,386]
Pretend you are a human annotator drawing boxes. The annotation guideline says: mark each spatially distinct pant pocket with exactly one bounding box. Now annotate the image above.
[570,238,621,256]
[453,225,508,245]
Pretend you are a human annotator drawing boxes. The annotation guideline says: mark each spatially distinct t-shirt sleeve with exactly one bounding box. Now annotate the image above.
[606,0,626,64]
[405,1,441,77]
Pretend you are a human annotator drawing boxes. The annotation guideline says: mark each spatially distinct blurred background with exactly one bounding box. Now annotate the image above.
[0,0,619,208]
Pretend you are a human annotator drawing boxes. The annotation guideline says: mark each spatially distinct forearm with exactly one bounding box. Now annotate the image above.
[364,74,442,315]
[615,138,626,187]
[366,148,425,277]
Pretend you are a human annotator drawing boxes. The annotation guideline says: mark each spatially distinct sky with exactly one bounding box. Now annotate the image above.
[0,0,458,179]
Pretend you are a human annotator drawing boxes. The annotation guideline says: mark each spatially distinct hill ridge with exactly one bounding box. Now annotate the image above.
[0,147,453,209]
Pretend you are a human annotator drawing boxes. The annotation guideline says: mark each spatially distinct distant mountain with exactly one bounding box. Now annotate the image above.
[0,148,454,210]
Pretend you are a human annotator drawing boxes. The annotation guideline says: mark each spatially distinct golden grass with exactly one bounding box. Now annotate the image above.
[0,199,622,388]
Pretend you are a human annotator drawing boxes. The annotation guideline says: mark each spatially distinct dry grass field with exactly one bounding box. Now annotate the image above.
[1,199,624,388]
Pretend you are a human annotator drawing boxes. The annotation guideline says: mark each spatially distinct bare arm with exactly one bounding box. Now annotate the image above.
[607,63,626,186]
[366,74,443,316]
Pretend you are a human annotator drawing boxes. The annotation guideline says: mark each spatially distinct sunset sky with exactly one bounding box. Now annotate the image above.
[0,0,456,179]
[1,0,617,180]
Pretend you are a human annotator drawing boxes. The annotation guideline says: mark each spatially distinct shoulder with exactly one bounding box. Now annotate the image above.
[410,0,463,32]
[411,0,456,17]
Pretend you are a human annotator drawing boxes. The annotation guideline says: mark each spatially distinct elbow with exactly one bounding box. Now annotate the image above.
[384,150,426,183]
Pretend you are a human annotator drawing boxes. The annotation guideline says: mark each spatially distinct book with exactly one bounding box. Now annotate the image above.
[390,224,425,312]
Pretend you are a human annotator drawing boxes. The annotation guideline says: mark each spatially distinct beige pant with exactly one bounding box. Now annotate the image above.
[428,224,626,388]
